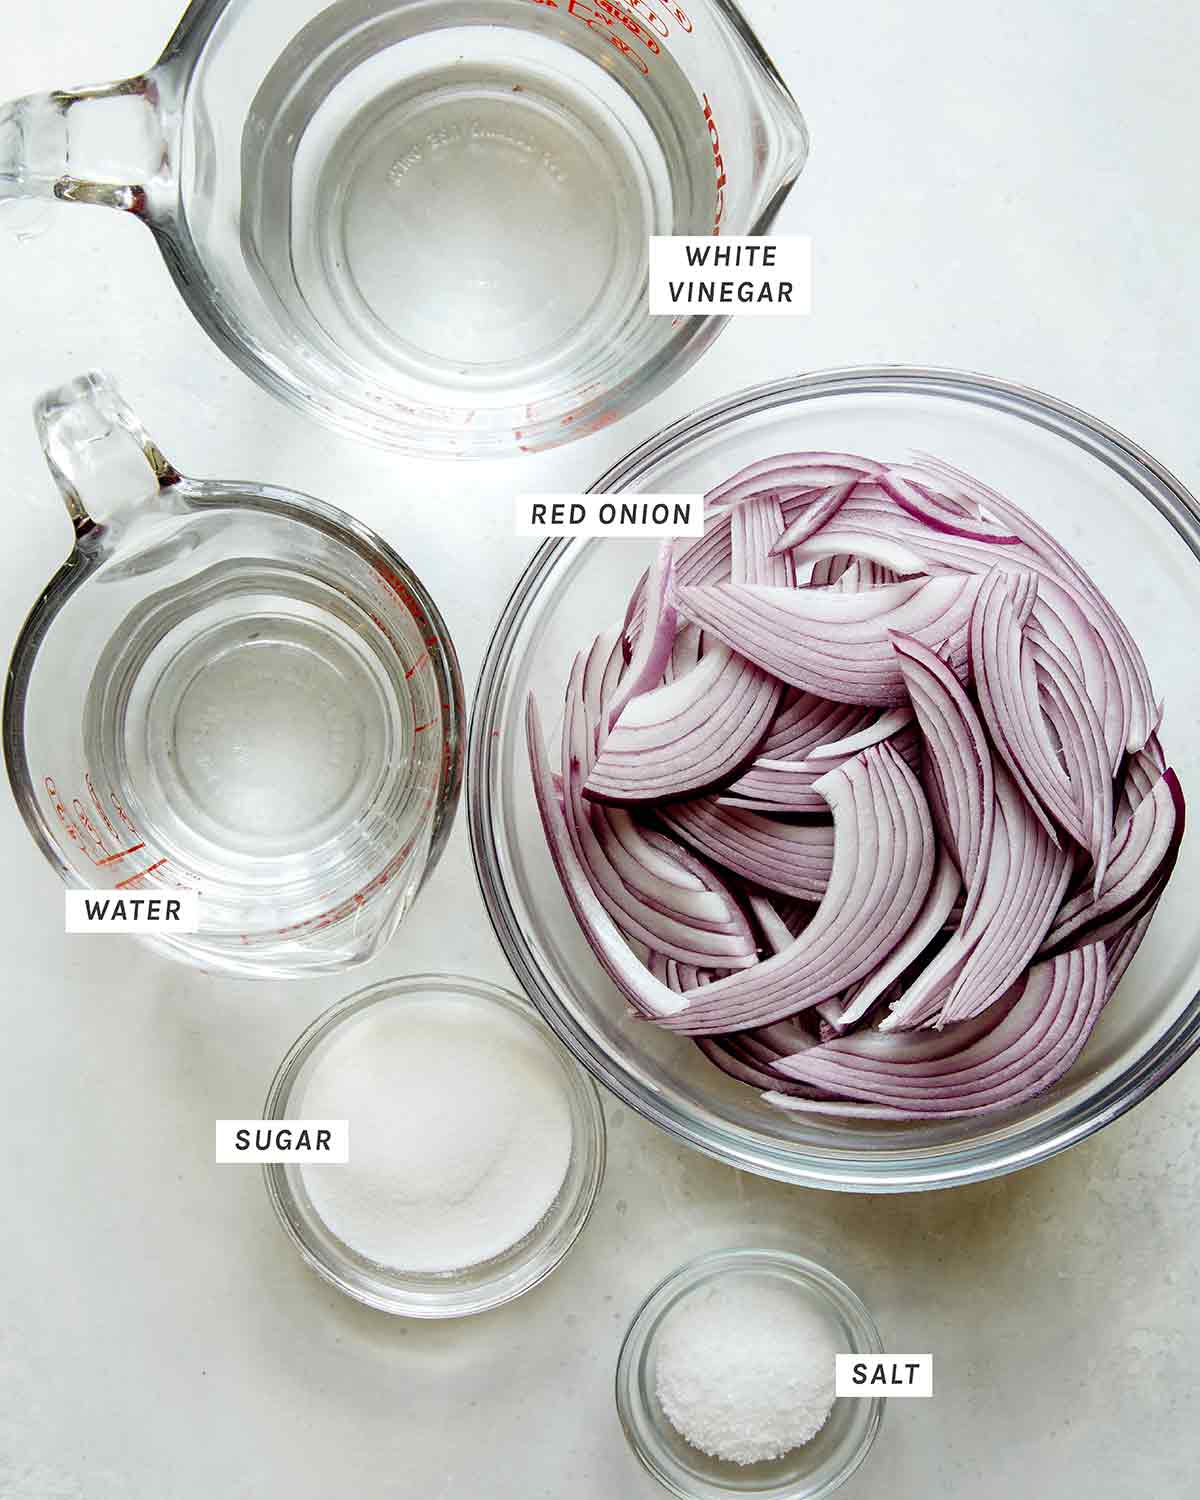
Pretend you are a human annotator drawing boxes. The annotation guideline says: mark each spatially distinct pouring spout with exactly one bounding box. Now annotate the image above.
[34,372,181,539]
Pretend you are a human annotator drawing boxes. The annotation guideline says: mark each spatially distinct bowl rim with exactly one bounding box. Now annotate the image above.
[614,1247,885,1500]
[467,365,1200,1192]
[262,971,607,1316]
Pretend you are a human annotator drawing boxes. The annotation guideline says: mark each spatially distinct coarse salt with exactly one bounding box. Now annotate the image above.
[655,1276,838,1466]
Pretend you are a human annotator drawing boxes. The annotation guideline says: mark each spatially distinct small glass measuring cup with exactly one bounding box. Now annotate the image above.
[3,372,463,978]
[0,1,807,456]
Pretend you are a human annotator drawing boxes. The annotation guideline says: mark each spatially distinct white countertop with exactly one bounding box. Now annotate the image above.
[1,2,1198,1496]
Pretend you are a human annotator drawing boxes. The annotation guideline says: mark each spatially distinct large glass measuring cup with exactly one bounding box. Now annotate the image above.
[3,372,463,978]
[0,1,807,456]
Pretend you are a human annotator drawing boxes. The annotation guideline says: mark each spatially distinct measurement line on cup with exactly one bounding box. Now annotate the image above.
[115,858,168,888]
[95,842,146,866]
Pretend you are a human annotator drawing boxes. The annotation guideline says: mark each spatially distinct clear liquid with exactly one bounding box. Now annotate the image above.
[81,556,436,937]
[241,1,713,409]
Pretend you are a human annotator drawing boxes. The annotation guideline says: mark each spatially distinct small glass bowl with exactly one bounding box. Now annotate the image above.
[263,973,606,1318]
[616,1250,884,1500]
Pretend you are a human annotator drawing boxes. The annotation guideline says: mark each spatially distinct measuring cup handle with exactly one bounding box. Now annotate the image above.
[35,371,181,539]
[0,75,170,217]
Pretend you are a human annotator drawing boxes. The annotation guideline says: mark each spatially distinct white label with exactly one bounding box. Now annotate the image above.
[66,889,200,933]
[836,1354,934,1398]
[515,493,705,539]
[649,236,812,317]
[214,1120,350,1164]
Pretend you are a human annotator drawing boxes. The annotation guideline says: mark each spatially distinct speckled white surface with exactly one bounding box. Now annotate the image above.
[1,2,1198,1496]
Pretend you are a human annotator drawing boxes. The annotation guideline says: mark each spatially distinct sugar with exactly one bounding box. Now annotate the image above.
[655,1277,838,1466]
[298,994,574,1273]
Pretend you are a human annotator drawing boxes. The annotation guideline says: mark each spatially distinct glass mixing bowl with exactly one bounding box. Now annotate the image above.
[468,367,1200,1192]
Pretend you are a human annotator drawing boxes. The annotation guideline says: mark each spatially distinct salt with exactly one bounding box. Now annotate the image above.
[655,1277,838,1466]
[297,993,574,1272]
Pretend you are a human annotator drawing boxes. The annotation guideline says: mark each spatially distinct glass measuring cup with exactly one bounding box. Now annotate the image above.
[3,372,463,978]
[0,1,807,457]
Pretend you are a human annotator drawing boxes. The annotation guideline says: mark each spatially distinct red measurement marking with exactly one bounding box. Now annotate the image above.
[95,842,146,866]
[405,649,429,680]
[115,858,167,889]
[413,720,434,733]
[702,95,728,235]
[524,0,653,74]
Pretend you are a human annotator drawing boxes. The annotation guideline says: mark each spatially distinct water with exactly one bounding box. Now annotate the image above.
[81,557,436,936]
[241,1,713,409]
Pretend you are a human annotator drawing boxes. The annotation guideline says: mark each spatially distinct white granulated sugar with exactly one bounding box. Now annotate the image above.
[298,995,573,1273]
[655,1277,838,1466]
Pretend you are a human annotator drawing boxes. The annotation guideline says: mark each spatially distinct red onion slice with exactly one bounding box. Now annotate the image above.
[652,743,936,1035]
[561,663,759,969]
[586,497,787,803]
[1025,624,1114,893]
[724,716,920,814]
[770,482,859,556]
[770,944,1107,1117]
[837,847,962,1030]
[882,762,1072,1030]
[659,800,836,903]
[891,630,995,926]
[1040,768,1184,956]
[909,454,1156,752]
[604,543,677,733]
[826,558,904,591]
[678,574,980,706]
[878,470,1023,545]
[582,645,780,804]
[706,452,885,510]
[527,696,686,1020]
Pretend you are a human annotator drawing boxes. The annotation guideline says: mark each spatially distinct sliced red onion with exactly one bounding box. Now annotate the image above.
[678,574,981,706]
[1025,623,1113,893]
[878,470,1023,545]
[586,497,787,803]
[532,449,1181,1119]
[1040,768,1184,957]
[734,692,875,773]
[827,558,903,591]
[665,623,704,683]
[526,696,686,1019]
[582,645,779,804]
[696,1037,817,1096]
[804,704,914,759]
[969,569,1084,848]
[808,553,858,587]
[1103,898,1159,997]
[793,469,1142,755]
[891,630,995,926]
[1114,735,1165,827]
[560,662,758,968]
[909,454,1156,752]
[768,944,1107,1117]
[936,761,1074,1026]
[882,762,1072,1030]
[652,743,936,1035]
[604,543,677,733]
[659,799,836,903]
[770,482,858,556]
[837,847,962,1029]
[706,452,884,510]
[724,717,919,814]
